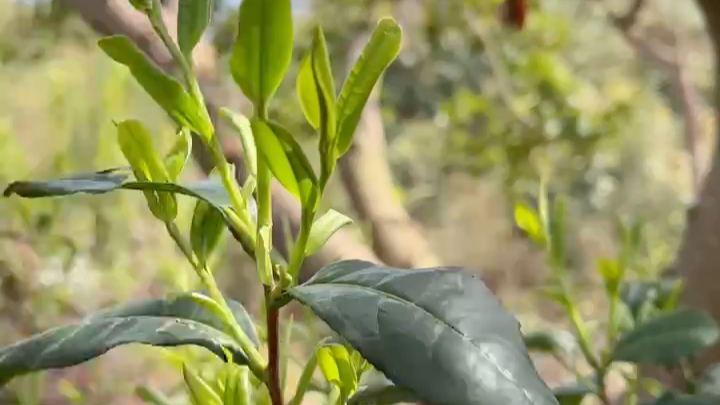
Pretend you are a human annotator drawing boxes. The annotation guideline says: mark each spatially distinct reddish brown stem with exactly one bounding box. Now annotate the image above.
[266,304,283,405]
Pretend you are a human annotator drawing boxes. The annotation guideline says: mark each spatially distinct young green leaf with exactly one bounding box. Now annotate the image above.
[270,122,320,209]
[250,119,299,196]
[514,201,545,246]
[183,364,223,405]
[331,345,358,399]
[335,18,402,157]
[296,54,320,129]
[165,127,192,181]
[219,108,257,178]
[191,200,227,268]
[250,120,319,208]
[598,258,623,298]
[230,0,293,113]
[178,0,213,61]
[309,26,337,185]
[306,209,353,256]
[317,345,341,387]
[290,260,560,405]
[98,35,213,138]
[117,120,177,222]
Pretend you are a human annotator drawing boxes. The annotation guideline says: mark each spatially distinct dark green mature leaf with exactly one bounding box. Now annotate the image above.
[289,260,559,405]
[178,0,213,61]
[335,18,402,157]
[553,385,593,405]
[230,0,293,112]
[3,169,230,209]
[612,308,720,366]
[621,279,683,320]
[0,293,259,385]
[97,36,213,138]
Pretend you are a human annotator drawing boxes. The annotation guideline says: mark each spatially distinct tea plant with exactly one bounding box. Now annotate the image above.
[0,1,560,404]
[516,184,720,405]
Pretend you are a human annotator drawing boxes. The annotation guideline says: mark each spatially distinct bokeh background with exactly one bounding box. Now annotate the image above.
[0,0,714,403]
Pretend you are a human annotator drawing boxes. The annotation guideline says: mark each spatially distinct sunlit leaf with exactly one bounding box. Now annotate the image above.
[98,36,213,138]
[306,209,353,256]
[230,0,293,112]
[336,18,402,157]
[178,0,213,61]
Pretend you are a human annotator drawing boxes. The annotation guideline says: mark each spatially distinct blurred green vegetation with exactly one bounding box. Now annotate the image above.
[0,0,714,402]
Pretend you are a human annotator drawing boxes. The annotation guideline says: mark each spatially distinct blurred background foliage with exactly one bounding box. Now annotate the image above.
[0,0,715,403]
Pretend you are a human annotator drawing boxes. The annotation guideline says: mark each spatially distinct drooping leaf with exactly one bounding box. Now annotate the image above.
[97,36,213,138]
[296,54,320,129]
[309,26,337,185]
[289,260,559,405]
[165,127,193,181]
[335,18,402,157]
[524,330,578,356]
[230,0,293,112]
[191,200,227,267]
[220,108,257,178]
[4,169,228,208]
[306,210,353,256]
[612,308,720,366]
[514,201,545,246]
[0,293,259,385]
[178,0,213,61]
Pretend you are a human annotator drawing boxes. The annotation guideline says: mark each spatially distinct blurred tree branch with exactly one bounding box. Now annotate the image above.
[608,0,704,193]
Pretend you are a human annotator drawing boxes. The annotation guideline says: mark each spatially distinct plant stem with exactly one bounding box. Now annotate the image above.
[165,222,266,381]
[266,296,283,405]
[256,163,274,286]
[287,209,313,283]
[147,0,194,89]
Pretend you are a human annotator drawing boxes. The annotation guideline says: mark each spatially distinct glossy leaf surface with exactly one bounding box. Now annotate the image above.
[289,260,559,405]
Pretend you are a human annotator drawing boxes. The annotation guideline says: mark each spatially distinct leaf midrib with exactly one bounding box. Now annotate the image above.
[295,280,537,404]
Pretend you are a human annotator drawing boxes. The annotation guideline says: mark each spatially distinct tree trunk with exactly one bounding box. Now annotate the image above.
[674,0,720,371]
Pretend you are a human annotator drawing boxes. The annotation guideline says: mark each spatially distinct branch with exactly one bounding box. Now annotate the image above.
[607,1,704,193]
[63,0,379,279]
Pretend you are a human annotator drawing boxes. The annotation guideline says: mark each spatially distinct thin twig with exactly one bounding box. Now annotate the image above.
[266,298,283,405]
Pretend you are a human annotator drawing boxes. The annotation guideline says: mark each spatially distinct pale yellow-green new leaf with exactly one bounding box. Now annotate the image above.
[306,209,353,256]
